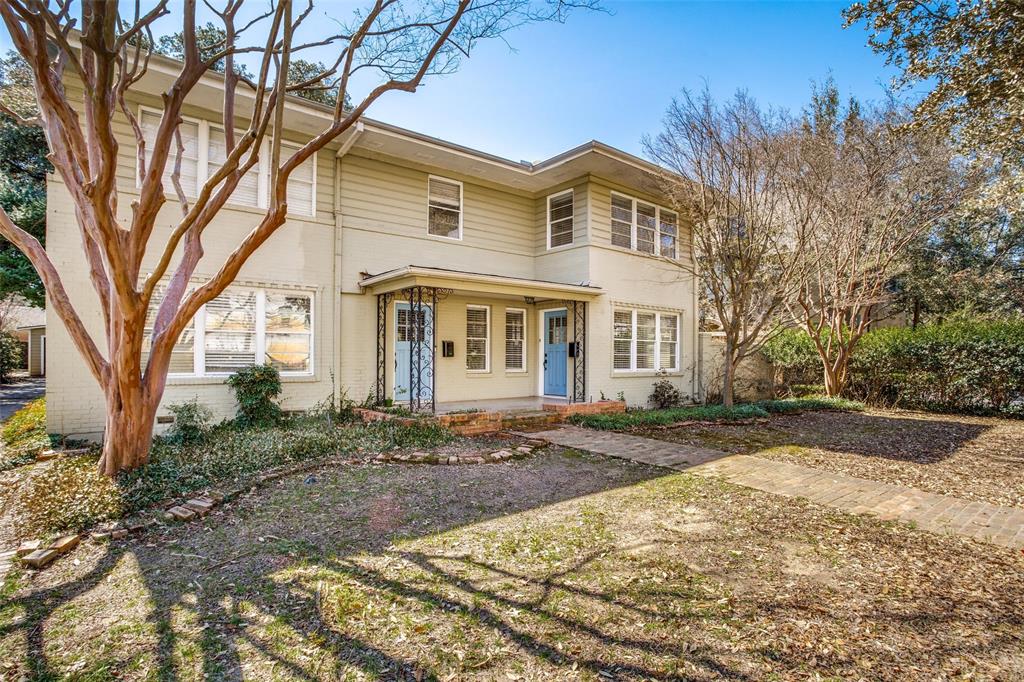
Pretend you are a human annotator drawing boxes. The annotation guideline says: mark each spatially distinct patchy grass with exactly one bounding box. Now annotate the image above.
[1,398,50,470]
[569,397,863,431]
[641,408,1024,508]
[0,448,1020,680]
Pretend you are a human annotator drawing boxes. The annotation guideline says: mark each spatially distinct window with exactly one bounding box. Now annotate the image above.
[660,210,678,259]
[611,194,633,248]
[137,106,318,216]
[608,193,679,259]
[466,305,490,372]
[141,285,196,376]
[548,190,574,248]
[505,308,526,372]
[636,202,657,254]
[612,308,680,372]
[428,176,462,239]
[141,284,314,377]
[140,109,199,197]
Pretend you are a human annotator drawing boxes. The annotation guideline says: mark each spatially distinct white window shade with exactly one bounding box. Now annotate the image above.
[613,309,681,372]
[283,142,316,217]
[141,285,196,375]
[208,125,261,207]
[140,109,199,197]
[204,289,257,374]
[636,311,656,369]
[613,310,633,370]
[428,177,462,238]
[505,309,525,371]
[611,195,633,248]
[466,305,489,371]
[548,191,574,248]
[660,315,678,370]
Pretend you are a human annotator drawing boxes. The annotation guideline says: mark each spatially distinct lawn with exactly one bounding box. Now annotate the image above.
[636,408,1024,509]
[1,443,1021,680]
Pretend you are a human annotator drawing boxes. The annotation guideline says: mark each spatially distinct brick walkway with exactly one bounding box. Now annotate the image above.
[529,426,1024,549]
[527,425,728,469]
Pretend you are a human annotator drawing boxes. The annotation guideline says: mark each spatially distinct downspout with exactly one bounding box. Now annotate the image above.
[332,121,365,406]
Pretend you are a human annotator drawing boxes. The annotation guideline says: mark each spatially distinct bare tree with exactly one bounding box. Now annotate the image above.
[0,0,594,475]
[645,89,807,407]
[787,82,976,396]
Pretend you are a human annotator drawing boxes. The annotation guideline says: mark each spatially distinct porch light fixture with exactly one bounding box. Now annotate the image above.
[524,296,536,304]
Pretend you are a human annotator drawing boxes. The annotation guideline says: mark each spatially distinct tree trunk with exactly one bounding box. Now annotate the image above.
[97,349,160,477]
[722,336,736,408]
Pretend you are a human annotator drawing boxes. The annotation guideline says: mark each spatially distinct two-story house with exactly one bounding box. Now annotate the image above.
[44,57,699,439]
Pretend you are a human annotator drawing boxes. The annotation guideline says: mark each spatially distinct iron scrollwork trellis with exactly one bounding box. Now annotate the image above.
[376,286,452,413]
[566,300,586,403]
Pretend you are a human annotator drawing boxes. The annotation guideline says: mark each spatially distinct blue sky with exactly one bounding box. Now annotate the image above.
[1,1,899,162]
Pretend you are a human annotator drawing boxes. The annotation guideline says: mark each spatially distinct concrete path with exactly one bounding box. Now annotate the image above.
[529,425,1024,549]
[0,377,44,422]
[527,425,729,469]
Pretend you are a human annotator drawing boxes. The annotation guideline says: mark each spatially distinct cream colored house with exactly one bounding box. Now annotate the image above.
[45,62,698,439]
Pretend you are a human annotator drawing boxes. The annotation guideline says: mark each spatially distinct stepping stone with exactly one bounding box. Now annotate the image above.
[167,506,196,522]
[184,499,213,516]
[16,540,42,557]
[21,549,58,568]
[90,532,111,541]
[111,529,129,540]
[516,446,533,454]
[491,450,514,460]
[49,535,80,554]
[206,490,225,503]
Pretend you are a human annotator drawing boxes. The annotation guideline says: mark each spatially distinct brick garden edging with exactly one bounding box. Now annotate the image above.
[356,401,626,436]
[6,437,548,574]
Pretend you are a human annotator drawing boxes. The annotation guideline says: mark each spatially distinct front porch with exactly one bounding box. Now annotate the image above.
[359,266,603,413]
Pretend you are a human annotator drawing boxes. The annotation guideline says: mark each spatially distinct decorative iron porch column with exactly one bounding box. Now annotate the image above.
[401,286,453,413]
[375,292,394,404]
[571,300,586,403]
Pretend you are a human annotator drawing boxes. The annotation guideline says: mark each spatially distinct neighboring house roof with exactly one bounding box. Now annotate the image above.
[10,304,44,330]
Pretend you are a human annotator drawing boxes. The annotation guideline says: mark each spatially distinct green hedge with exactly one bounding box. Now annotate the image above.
[848,321,1024,415]
[568,397,863,431]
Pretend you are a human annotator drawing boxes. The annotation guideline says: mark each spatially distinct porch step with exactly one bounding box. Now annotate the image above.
[501,410,563,430]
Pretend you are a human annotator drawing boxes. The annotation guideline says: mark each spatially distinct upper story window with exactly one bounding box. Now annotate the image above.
[547,190,574,248]
[428,176,462,239]
[138,106,317,217]
[608,192,679,259]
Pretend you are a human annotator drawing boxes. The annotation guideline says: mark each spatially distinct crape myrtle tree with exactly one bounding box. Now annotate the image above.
[0,0,594,476]
[787,82,976,397]
[645,89,809,407]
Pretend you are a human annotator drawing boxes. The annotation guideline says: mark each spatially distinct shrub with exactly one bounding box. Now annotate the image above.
[754,396,864,414]
[164,399,214,445]
[0,331,23,383]
[21,455,125,533]
[227,364,282,426]
[1,397,50,469]
[761,328,820,394]
[570,404,769,430]
[847,320,1024,415]
[649,376,684,409]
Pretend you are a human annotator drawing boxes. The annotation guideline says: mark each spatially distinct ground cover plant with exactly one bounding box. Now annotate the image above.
[569,397,861,430]
[13,415,455,536]
[0,445,1020,680]
[0,397,48,470]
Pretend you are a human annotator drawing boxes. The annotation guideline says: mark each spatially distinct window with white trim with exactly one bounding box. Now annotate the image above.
[141,284,314,377]
[608,192,679,259]
[137,106,317,216]
[612,308,680,372]
[428,176,462,239]
[547,190,574,248]
[466,305,490,372]
[505,308,526,372]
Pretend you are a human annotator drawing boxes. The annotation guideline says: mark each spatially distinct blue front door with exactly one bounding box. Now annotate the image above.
[543,310,568,396]
[395,303,433,401]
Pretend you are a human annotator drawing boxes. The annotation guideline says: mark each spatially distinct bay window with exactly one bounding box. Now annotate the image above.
[142,284,314,377]
[612,308,680,372]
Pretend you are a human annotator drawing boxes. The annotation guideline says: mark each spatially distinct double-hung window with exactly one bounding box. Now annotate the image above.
[466,305,490,372]
[141,284,314,377]
[428,176,462,239]
[547,190,574,248]
[504,308,526,372]
[137,106,317,216]
[612,308,680,372]
[608,192,679,259]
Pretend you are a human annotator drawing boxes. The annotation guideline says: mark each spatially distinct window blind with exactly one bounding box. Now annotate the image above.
[428,177,462,238]
[548,191,574,247]
[505,309,525,371]
[466,306,489,371]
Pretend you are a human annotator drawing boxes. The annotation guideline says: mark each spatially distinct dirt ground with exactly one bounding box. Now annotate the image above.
[638,408,1024,509]
[2,444,1022,681]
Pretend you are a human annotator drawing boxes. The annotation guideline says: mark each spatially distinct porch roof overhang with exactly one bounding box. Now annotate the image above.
[359,266,603,301]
